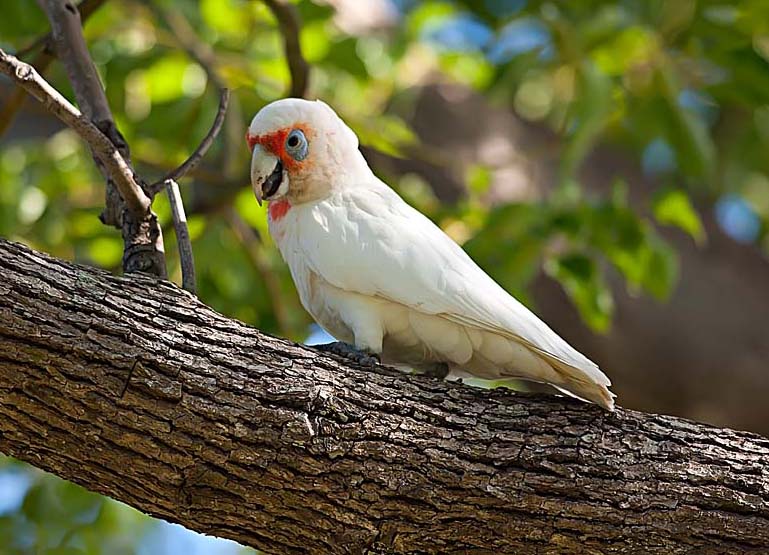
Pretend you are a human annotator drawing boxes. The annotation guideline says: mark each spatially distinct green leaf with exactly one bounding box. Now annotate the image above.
[642,236,679,301]
[466,164,492,195]
[652,188,706,244]
[354,114,417,157]
[0,0,48,44]
[658,65,717,183]
[324,38,369,78]
[558,62,612,183]
[406,1,457,38]
[545,252,613,333]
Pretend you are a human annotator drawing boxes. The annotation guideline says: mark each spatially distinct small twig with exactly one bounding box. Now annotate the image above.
[262,0,310,98]
[227,210,291,334]
[0,49,150,216]
[165,179,196,295]
[0,0,106,138]
[149,88,230,194]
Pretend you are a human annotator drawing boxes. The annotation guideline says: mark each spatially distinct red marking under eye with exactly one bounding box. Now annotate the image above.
[245,124,310,172]
[269,198,291,221]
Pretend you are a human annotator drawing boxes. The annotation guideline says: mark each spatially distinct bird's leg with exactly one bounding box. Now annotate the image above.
[316,341,380,367]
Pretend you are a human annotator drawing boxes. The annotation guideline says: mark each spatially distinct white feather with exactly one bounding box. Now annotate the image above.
[271,180,614,409]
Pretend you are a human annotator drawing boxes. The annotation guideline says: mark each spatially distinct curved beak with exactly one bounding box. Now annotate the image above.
[250,144,284,206]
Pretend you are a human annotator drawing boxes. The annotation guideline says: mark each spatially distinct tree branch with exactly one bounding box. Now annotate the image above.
[42,0,113,122]
[0,0,107,137]
[41,0,166,277]
[164,179,196,295]
[149,89,230,194]
[17,0,108,59]
[0,49,149,215]
[262,0,310,98]
[0,238,767,555]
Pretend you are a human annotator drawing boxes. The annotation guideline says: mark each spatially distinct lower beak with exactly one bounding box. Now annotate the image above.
[250,144,284,206]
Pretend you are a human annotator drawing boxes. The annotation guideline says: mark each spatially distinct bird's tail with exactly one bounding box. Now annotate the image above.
[542,355,616,411]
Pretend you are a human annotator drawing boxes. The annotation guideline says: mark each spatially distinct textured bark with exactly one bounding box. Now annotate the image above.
[0,238,767,555]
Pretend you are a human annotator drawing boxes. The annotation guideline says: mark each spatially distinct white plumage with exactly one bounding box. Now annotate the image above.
[248,98,615,410]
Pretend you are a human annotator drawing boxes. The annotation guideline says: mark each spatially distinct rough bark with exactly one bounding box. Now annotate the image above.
[0,238,767,555]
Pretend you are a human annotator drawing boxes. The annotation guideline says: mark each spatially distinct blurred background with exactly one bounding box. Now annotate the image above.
[2,0,769,553]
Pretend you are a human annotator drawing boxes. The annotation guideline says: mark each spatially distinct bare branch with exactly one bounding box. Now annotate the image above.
[0,49,150,215]
[40,0,165,277]
[149,89,230,194]
[43,0,113,122]
[0,0,107,138]
[164,179,196,295]
[262,0,310,98]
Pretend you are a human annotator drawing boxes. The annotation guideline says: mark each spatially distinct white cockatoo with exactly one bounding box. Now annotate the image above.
[247,98,615,410]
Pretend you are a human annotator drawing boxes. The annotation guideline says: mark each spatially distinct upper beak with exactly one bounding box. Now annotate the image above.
[250,144,283,206]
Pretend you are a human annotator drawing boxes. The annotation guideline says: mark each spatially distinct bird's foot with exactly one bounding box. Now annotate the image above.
[421,362,450,379]
[316,341,380,367]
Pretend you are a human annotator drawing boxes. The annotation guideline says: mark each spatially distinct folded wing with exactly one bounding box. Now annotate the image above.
[296,180,614,409]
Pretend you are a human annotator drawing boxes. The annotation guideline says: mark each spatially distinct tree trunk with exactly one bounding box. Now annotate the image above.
[0,238,767,554]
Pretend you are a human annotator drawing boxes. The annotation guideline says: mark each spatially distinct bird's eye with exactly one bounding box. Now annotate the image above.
[285,129,308,161]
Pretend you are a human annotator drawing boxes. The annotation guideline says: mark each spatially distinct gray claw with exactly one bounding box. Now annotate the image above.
[316,341,380,367]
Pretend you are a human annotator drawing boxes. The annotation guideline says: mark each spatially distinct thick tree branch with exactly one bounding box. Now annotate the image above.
[42,0,113,125]
[41,0,166,277]
[0,239,767,554]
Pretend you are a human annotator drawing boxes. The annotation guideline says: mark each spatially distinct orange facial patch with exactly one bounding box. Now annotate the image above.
[245,124,311,172]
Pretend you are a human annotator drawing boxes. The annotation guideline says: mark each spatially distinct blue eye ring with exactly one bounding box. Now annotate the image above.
[285,129,308,161]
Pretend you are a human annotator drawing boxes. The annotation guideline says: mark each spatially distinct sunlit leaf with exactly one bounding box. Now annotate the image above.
[545,252,613,332]
[652,188,706,244]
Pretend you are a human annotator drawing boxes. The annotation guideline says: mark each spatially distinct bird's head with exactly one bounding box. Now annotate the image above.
[247,98,365,206]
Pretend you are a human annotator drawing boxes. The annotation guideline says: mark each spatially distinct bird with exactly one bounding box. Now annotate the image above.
[247,98,615,410]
